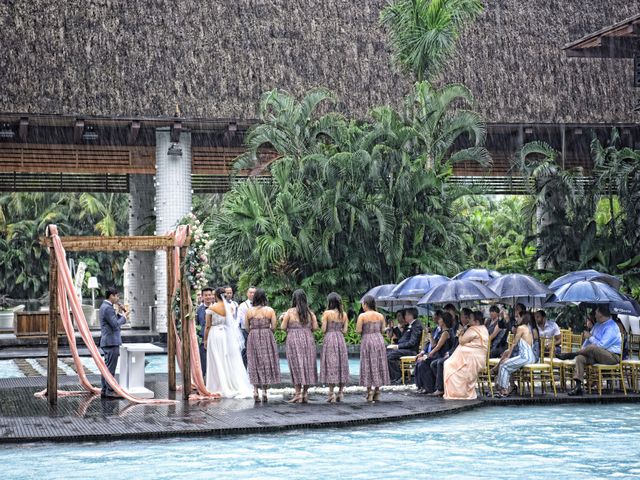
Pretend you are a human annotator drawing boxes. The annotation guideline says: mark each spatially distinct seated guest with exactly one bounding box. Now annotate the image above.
[422,309,472,396]
[386,307,424,384]
[494,312,536,397]
[567,306,622,396]
[487,305,507,358]
[534,309,561,354]
[443,310,489,400]
[385,310,405,344]
[529,310,541,361]
[613,315,629,360]
[415,311,453,393]
[444,304,459,329]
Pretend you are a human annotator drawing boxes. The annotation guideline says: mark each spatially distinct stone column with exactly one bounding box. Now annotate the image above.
[154,129,192,334]
[126,174,155,328]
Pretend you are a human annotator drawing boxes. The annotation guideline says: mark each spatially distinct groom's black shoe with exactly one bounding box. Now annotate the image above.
[556,352,579,360]
[567,385,583,396]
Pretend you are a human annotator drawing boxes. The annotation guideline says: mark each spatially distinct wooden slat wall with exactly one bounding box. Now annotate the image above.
[0,144,155,174]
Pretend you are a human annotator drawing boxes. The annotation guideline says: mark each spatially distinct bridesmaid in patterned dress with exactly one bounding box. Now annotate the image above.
[245,288,281,402]
[357,295,390,402]
[319,292,350,403]
[281,289,318,403]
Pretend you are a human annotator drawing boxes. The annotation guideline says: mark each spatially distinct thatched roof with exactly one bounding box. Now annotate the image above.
[441,2,640,123]
[0,0,638,124]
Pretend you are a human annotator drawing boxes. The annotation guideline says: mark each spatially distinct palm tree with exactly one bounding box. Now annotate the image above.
[513,141,597,271]
[380,0,484,82]
[212,84,490,309]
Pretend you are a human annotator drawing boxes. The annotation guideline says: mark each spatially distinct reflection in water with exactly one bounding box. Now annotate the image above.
[1,405,639,480]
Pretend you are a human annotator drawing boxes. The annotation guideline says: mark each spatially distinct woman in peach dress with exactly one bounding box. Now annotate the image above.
[443,313,489,400]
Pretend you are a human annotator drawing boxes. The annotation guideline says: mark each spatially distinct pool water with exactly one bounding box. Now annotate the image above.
[1,404,638,479]
[0,356,361,378]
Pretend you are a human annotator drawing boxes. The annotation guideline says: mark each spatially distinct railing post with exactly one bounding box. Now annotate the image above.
[47,244,58,405]
[167,248,176,391]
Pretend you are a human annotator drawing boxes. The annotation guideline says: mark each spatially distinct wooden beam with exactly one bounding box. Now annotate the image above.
[41,235,187,251]
[47,246,58,405]
[167,248,176,392]
[127,121,141,145]
[73,119,85,144]
[18,118,28,143]
[180,245,191,399]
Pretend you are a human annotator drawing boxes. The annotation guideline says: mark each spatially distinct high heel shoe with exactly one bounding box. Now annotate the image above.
[366,391,374,403]
[372,390,380,402]
[327,393,336,403]
[253,393,260,403]
[262,394,268,403]
[287,395,302,404]
[301,393,309,403]
[336,392,344,402]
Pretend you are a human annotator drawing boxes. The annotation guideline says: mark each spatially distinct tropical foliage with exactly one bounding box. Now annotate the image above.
[513,131,640,296]
[209,82,490,312]
[0,192,128,301]
[380,0,484,81]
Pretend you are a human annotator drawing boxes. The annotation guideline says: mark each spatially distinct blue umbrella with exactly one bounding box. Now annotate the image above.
[360,284,396,302]
[547,280,627,304]
[417,279,499,305]
[360,284,426,313]
[549,269,621,290]
[453,268,502,284]
[390,274,450,301]
[610,294,640,316]
[487,274,552,303]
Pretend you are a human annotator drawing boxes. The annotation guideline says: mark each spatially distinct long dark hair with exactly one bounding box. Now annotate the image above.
[214,287,225,302]
[361,295,376,311]
[327,292,343,315]
[292,289,311,325]
[253,288,268,307]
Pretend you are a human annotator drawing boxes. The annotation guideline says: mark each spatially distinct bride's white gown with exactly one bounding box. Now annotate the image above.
[205,310,253,398]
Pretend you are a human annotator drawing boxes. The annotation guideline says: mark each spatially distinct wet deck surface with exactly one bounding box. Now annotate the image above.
[0,374,637,443]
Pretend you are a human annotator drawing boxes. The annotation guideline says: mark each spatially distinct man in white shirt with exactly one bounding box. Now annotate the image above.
[236,286,256,366]
[535,309,561,352]
[224,285,238,319]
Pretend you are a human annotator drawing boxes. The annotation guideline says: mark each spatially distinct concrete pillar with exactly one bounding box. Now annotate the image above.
[126,174,155,328]
[154,129,192,333]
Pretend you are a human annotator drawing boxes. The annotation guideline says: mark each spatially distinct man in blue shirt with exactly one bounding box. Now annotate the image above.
[568,305,621,396]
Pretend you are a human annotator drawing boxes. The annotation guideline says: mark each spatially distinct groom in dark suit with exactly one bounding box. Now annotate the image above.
[196,287,214,376]
[386,308,424,383]
[99,287,128,398]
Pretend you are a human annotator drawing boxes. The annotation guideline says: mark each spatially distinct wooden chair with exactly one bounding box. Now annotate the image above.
[558,333,586,390]
[400,328,428,385]
[587,349,627,396]
[628,333,640,358]
[477,335,493,397]
[622,357,640,393]
[519,337,557,397]
[560,329,573,353]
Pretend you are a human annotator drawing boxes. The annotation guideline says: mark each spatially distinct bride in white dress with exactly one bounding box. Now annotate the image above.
[204,288,253,398]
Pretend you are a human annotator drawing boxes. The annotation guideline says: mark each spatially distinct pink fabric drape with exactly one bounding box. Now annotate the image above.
[37,225,176,404]
[169,226,220,400]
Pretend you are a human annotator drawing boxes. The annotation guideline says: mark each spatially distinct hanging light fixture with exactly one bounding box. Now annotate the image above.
[0,123,15,139]
[167,142,183,156]
[82,126,98,141]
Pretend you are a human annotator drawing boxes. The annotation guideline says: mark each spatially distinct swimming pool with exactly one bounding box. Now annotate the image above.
[0,356,362,378]
[0,404,638,479]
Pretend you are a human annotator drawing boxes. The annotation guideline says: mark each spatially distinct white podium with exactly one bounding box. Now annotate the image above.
[119,343,164,398]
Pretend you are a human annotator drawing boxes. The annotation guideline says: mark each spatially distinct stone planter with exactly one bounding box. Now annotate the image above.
[0,311,14,331]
